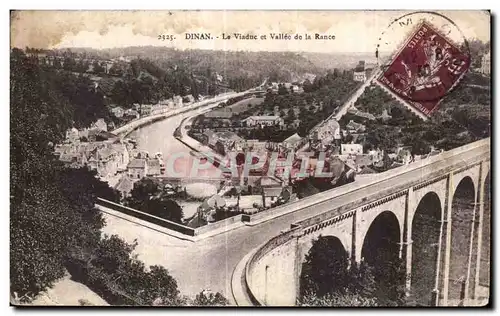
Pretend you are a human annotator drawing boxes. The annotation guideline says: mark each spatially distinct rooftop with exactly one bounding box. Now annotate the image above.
[244,115,280,121]
[128,158,147,169]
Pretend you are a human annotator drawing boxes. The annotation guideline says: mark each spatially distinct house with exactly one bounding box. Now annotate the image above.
[65,127,80,143]
[87,147,121,178]
[348,106,376,121]
[353,60,367,82]
[146,158,162,176]
[151,104,169,115]
[197,194,227,223]
[201,130,219,148]
[124,109,140,119]
[355,154,373,170]
[353,70,366,82]
[316,119,341,146]
[341,143,363,155]
[54,144,75,157]
[127,158,148,179]
[111,106,125,118]
[58,151,89,168]
[289,119,302,129]
[397,148,414,165]
[115,175,136,199]
[346,120,366,133]
[282,133,303,150]
[262,186,285,208]
[242,116,284,128]
[92,118,108,132]
[111,143,130,171]
[173,95,183,107]
[481,51,490,75]
[379,109,392,121]
[256,176,285,208]
[368,148,384,164]
[207,131,245,155]
[140,104,153,116]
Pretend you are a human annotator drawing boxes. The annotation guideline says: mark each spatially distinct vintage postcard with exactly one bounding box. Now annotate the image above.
[10,10,491,307]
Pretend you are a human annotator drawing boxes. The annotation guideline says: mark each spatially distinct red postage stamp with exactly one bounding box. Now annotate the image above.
[377,20,471,116]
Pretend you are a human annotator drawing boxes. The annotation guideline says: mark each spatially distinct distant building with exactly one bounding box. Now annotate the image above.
[197,194,226,223]
[348,106,376,120]
[127,158,148,179]
[379,109,392,121]
[353,61,367,82]
[173,96,183,107]
[110,106,125,118]
[353,71,367,82]
[92,118,108,132]
[341,143,363,155]
[146,158,162,176]
[201,130,219,148]
[140,104,153,116]
[65,127,80,143]
[346,120,366,133]
[368,148,384,164]
[481,52,490,75]
[397,148,414,165]
[215,131,245,155]
[115,175,136,199]
[124,109,140,119]
[315,119,342,146]
[242,115,284,128]
[282,133,303,150]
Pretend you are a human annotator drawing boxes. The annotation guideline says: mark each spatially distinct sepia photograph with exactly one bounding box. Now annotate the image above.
[9,9,491,307]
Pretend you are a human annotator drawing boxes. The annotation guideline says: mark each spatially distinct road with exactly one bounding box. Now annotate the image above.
[296,68,382,152]
[332,67,382,121]
[101,138,489,299]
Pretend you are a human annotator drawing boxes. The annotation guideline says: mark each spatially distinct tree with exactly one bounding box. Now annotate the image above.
[10,50,183,305]
[300,236,349,297]
[192,290,229,306]
[299,291,378,306]
[278,84,289,95]
[93,61,105,74]
[125,179,183,223]
[299,235,407,306]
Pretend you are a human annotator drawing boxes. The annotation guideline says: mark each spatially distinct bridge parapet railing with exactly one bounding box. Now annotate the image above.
[96,198,196,236]
[244,225,302,305]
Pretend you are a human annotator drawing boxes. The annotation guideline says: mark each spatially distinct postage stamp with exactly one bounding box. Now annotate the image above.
[377,20,471,116]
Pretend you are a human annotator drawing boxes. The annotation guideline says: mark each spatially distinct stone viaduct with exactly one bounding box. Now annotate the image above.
[236,138,490,306]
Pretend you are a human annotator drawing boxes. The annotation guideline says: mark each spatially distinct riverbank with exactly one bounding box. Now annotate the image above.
[111,91,249,138]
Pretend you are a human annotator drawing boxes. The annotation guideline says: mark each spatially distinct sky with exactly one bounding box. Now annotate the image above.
[10,10,490,53]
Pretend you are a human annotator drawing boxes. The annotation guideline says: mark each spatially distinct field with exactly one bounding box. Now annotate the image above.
[227,97,264,114]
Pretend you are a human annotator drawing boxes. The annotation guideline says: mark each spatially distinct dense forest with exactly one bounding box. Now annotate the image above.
[10,48,226,305]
